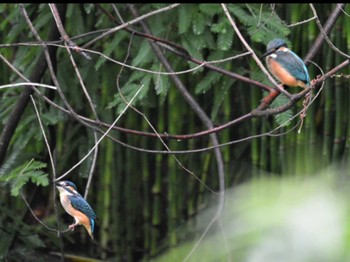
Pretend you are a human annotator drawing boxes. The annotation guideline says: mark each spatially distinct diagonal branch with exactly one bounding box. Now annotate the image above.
[309,4,350,60]
[304,4,345,64]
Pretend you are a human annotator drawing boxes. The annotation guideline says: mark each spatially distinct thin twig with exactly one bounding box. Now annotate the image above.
[0,5,65,167]
[288,16,316,27]
[84,131,99,199]
[0,82,57,90]
[30,95,56,179]
[62,41,100,198]
[64,43,99,119]
[55,84,144,181]
[30,91,73,238]
[20,5,105,192]
[83,3,180,48]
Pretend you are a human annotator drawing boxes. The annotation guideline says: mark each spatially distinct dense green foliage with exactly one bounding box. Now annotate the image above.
[0,3,349,261]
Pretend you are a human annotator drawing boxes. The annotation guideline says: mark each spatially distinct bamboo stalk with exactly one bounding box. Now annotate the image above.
[322,46,334,166]
[332,27,345,160]
[100,139,112,259]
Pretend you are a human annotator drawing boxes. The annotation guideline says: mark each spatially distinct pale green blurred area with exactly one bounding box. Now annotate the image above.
[153,166,350,262]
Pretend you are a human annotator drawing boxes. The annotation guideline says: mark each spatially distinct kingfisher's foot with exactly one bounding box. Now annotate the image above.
[68,224,76,231]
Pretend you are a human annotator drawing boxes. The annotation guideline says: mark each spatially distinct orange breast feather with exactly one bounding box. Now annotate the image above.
[61,195,92,232]
[69,208,90,227]
[268,58,302,87]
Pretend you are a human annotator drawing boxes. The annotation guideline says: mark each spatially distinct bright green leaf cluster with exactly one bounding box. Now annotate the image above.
[0,160,49,196]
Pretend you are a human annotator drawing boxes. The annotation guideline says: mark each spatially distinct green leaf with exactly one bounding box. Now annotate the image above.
[178,5,194,34]
[271,96,293,127]
[202,28,216,50]
[199,4,222,16]
[153,73,170,102]
[211,22,227,34]
[95,32,128,70]
[211,78,235,120]
[0,160,49,196]
[187,34,207,51]
[217,26,233,51]
[132,41,153,67]
[181,38,203,68]
[66,4,85,36]
[32,11,52,33]
[107,73,150,115]
[195,71,221,94]
[192,12,206,35]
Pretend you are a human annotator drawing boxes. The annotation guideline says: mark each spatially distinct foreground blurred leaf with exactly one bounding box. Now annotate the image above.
[153,166,350,262]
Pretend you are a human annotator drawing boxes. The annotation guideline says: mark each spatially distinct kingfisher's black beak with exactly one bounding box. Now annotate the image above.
[260,49,274,60]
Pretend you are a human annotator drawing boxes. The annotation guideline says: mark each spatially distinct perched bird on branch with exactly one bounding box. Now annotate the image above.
[261,38,310,89]
[56,180,97,239]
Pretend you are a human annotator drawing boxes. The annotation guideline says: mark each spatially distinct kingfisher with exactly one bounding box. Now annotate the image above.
[261,38,310,89]
[56,181,97,239]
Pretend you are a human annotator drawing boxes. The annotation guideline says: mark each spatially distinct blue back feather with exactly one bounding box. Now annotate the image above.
[70,195,96,218]
[275,50,310,85]
[266,39,310,86]
[90,219,95,233]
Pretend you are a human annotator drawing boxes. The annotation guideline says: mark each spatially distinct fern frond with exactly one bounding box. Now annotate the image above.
[271,95,294,127]
[0,159,49,196]
[178,5,195,34]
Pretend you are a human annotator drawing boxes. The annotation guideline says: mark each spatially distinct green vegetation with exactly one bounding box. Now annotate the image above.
[0,3,349,261]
